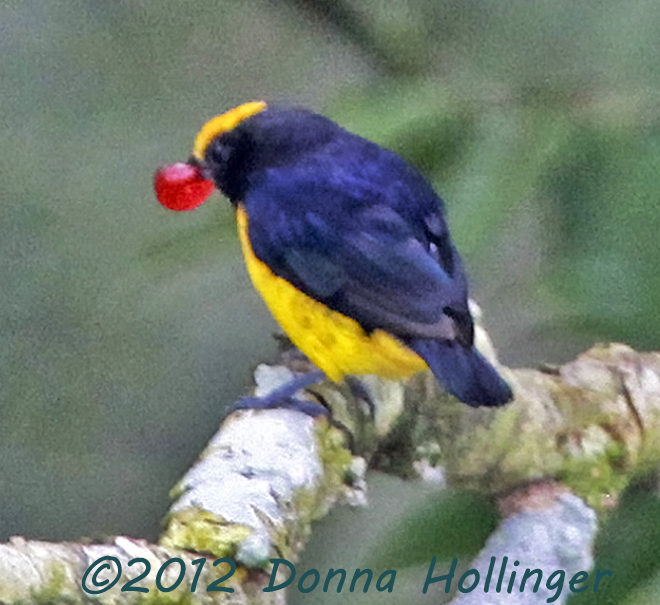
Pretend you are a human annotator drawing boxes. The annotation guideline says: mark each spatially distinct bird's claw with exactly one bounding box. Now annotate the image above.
[230,395,329,417]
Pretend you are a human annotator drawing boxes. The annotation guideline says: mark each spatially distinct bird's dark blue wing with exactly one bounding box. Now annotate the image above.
[243,153,473,344]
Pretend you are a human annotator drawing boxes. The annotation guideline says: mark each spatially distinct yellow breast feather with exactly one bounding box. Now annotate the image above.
[236,206,428,382]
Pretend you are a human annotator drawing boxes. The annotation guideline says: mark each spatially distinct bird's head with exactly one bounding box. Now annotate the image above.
[153,101,268,211]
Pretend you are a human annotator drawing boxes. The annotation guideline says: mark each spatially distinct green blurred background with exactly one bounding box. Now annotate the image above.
[2,1,659,602]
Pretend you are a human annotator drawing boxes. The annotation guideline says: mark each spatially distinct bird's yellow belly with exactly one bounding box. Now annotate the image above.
[236,206,428,382]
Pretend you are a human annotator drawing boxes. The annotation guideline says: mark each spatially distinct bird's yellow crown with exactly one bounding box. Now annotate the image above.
[192,101,268,160]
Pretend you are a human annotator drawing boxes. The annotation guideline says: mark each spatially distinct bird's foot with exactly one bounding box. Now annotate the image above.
[229,369,329,417]
[344,376,376,418]
[231,395,329,417]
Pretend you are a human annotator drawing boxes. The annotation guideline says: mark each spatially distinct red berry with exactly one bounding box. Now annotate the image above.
[154,162,215,211]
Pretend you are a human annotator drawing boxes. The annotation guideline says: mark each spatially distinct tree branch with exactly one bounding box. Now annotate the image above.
[0,322,658,603]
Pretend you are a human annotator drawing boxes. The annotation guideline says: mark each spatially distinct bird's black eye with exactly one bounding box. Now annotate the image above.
[202,133,249,201]
[207,139,234,165]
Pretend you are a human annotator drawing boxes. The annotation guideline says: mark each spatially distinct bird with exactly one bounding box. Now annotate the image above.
[154,101,513,409]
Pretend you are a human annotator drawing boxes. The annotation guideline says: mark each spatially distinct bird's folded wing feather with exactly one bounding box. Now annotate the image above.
[244,167,472,342]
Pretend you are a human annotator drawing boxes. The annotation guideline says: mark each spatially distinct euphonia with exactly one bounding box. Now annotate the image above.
[154,101,512,408]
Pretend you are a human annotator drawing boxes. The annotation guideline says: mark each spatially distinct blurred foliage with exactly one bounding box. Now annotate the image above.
[571,474,660,604]
[1,1,660,604]
[366,490,498,568]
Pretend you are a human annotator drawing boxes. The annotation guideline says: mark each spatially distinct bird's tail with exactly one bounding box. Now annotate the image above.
[407,339,513,407]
